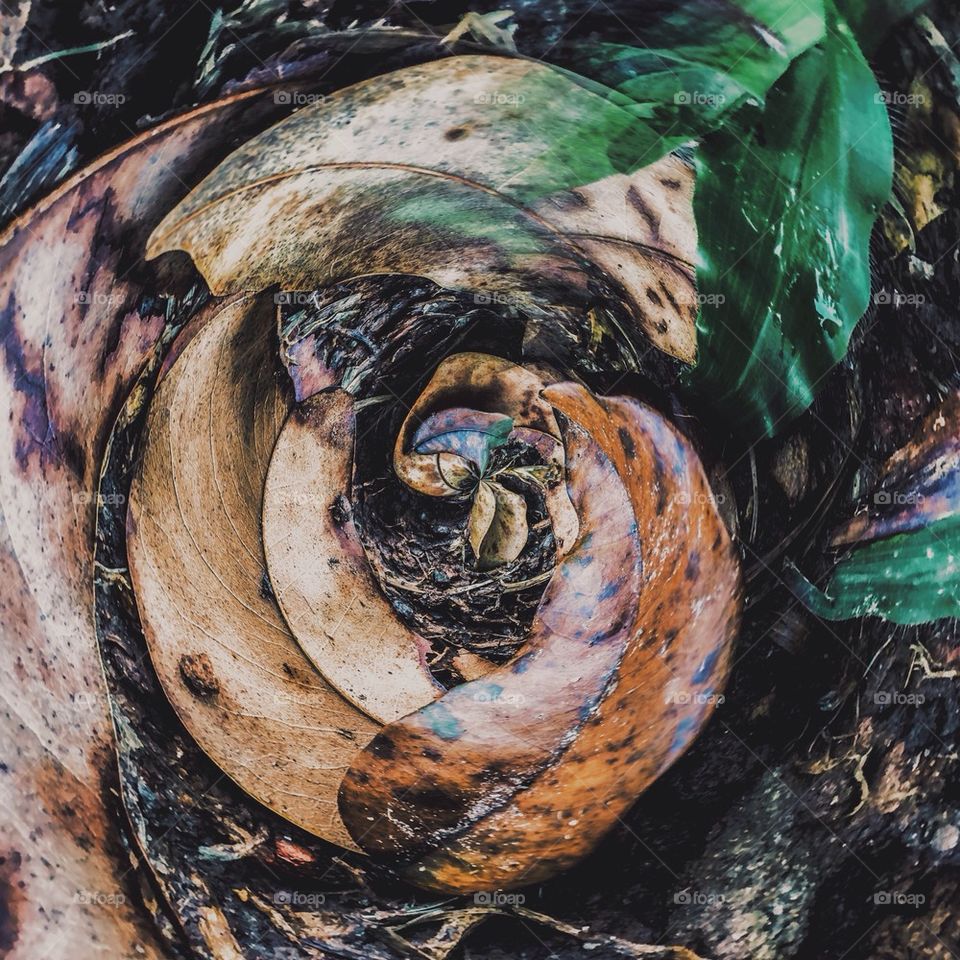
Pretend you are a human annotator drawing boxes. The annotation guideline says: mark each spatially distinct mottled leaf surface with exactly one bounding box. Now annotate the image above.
[791,389,960,624]
[263,390,442,723]
[339,384,742,893]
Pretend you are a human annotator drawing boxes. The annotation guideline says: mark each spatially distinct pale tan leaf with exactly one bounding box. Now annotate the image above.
[262,390,442,724]
[127,295,377,849]
[147,56,697,362]
[467,481,497,558]
[468,480,529,569]
[532,158,698,363]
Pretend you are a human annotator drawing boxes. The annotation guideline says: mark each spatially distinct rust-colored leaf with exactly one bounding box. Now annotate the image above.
[339,382,742,892]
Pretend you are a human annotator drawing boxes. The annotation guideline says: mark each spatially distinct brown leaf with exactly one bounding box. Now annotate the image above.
[338,382,742,892]
[467,480,529,569]
[127,295,378,849]
[263,389,442,723]
[394,352,579,556]
[147,56,697,361]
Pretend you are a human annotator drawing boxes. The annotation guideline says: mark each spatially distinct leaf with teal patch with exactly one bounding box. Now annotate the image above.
[414,408,514,476]
[788,518,960,625]
[790,390,960,625]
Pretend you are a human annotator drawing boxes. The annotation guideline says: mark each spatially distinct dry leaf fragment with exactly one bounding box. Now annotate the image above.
[467,480,529,569]
[263,390,442,723]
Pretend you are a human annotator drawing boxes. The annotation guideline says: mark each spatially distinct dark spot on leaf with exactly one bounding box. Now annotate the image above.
[259,571,276,602]
[330,493,351,526]
[178,653,219,698]
[0,850,22,956]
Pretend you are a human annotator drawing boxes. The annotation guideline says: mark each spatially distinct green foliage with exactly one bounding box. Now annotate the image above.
[835,0,929,53]
[788,514,960,624]
[563,0,825,147]
[684,6,893,440]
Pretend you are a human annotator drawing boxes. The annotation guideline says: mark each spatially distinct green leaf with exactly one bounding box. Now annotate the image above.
[562,0,825,145]
[787,515,960,624]
[835,0,929,54]
[685,6,893,440]
[789,390,960,625]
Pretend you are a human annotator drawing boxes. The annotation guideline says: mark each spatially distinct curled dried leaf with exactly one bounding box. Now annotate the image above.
[394,352,579,558]
[339,382,742,892]
[467,480,529,569]
[147,56,698,364]
[127,296,377,848]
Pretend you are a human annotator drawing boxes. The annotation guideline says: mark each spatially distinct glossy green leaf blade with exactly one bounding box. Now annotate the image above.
[836,0,929,54]
[564,0,825,142]
[787,515,960,625]
[685,9,893,440]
